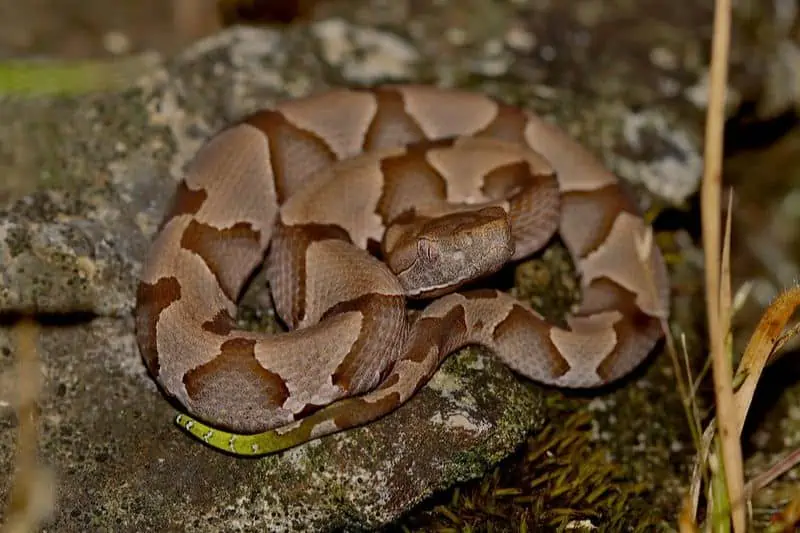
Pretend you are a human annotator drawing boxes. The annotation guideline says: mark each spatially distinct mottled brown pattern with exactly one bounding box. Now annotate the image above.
[364,88,427,150]
[377,144,449,224]
[294,402,328,418]
[179,219,262,301]
[387,208,422,226]
[160,181,208,229]
[419,206,505,237]
[377,140,452,221]
[242,110,337,200]
[322,293,406,392]
[596,313,662,382]
[476,103,528,143]
[201,309,236,335]
[462,288,503,300]
[407,304,468,363]
[377,373,400,390]
[481,161,537,197]
[586,278,664,382]
[183,338,291,431]
[560,184,641,258]
[135,276,181,377]
[136,85,670,450]
[576,277,636,316]
[268,221,353,328]
[332,392,402,429]
[504,167,561,258]
[493,304,570,378]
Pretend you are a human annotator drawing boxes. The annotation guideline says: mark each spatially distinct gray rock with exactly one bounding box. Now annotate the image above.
[1,0,751,528]
[0,317,541,531]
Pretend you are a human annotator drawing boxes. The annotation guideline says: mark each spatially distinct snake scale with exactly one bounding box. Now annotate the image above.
[135,85,670,455]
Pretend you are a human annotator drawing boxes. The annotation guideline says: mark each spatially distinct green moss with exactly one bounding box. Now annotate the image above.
[0,56,158,97]
[394,404,670,531]
[513,244,580,326]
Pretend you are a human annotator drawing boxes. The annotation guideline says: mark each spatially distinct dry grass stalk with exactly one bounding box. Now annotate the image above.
[701,0,746,529]
[687,425,716,519]
[2,318,55,533]
[744,447,800,499]
[732,285,800,434]
[681,282,800,529]
[679,496,701,533]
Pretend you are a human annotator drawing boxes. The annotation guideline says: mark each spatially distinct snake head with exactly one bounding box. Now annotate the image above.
[383,206,514,299]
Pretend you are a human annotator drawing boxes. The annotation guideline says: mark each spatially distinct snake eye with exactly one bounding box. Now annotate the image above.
[419,239,439,262]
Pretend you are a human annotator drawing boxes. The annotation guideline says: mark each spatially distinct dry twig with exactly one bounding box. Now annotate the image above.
[2,318,55,533]
[701,0,746,529]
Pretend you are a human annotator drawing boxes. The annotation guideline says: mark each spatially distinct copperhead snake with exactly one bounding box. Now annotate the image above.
[135,85,670,455]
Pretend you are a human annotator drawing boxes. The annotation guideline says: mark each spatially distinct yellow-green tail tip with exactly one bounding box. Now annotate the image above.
[174,413,303,456]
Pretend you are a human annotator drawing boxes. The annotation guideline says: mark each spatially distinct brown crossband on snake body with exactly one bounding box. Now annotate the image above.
[134,85,670,455]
